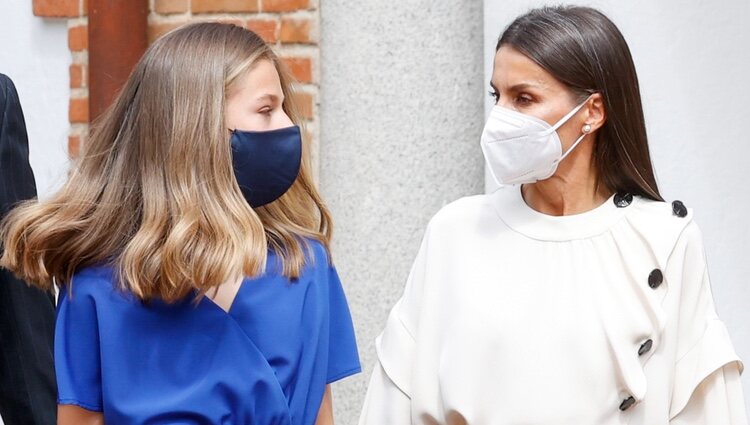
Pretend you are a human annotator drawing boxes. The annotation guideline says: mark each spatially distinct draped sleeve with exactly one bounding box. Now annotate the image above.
[54,276,104,412]
[668,222,745,423]
[325,265,361,383]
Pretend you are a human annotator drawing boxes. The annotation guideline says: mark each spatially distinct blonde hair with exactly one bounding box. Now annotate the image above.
[0,22,332,302]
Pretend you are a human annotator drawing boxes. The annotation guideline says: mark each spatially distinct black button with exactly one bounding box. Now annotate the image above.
[619,396,636,411]
[638,339,653,356]
[613,192,633,208]
[648,269,663,289]
[672,200,687,218]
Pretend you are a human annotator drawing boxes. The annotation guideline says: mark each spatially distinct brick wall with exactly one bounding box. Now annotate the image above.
[33,0,320,167]
[33,0,88,156]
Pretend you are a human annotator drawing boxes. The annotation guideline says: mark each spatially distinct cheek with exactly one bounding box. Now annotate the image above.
[524,102,561,125]
[234,115,266,132]
[224,100,241,129]
[556,124,582,150]
[226,104,264,131]
[526,98,576,128]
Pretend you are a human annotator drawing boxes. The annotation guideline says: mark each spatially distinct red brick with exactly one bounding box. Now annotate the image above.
[282,57,313,83]
[33,0,80,18]
[280,18,313,44]
[214,18,246,27]
[155,0,188,14]
[295,92,314,119]
[68,25,88,51]
[261,0,309,12]
[69,64,86,88]
[147,21,186,44]
[69,98,89,123]
[191,0,258,13]
[247,19,278,43]
[68,135,81,158]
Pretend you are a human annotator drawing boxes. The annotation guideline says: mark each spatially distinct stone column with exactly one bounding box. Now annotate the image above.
[319,1,485,421]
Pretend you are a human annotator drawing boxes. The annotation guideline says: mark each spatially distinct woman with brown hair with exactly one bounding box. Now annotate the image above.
[0,22,360,424]
[359,6,745,424]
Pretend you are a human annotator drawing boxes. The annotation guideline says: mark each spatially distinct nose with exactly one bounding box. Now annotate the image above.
[274,111,294,130]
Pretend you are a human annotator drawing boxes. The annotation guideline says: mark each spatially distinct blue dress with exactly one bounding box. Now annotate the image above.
[55,240,361,424]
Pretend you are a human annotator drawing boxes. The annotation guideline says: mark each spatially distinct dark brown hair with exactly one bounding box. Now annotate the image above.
[498,6,662,201]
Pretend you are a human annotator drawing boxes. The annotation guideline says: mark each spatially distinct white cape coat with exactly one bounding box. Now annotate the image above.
[359,187,746,425]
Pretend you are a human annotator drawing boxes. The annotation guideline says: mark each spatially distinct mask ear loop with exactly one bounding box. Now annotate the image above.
[545,98,590,134]
[557,123,592,163]
[551,95,594,163]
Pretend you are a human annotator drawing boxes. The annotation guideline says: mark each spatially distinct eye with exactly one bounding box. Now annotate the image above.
[488,90,499,102]
[258,106,273,116]
[515,94,533,106]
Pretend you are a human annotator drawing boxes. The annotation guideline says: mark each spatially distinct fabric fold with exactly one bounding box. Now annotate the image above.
[375,300,416,397]
[670,319,744,419]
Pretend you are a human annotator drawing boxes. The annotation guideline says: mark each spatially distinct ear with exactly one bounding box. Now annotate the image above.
[583,92,606,132]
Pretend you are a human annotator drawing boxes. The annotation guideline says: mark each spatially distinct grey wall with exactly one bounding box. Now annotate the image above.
[319,1,485,421]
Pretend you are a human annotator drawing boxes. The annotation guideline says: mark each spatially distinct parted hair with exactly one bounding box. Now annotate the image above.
[0,22,332,302]
[498,6,663,201]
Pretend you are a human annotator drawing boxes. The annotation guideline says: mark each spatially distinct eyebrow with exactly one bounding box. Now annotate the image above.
[489,82,545,92]
[256,93,282,102]
[510,82,543,91]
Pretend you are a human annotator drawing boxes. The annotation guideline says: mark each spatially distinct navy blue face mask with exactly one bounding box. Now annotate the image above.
[230,125,302,208]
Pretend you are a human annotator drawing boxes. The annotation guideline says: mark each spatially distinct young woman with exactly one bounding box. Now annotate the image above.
[359,6,746,424]
[1,22,360,425]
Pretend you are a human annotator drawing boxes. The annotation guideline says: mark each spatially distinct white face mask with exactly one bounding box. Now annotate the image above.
[480,100,589,186]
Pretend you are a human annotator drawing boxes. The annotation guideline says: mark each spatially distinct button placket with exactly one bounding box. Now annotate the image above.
[640,268,664,362]
[618,266,667,413]
[616,202,686,414]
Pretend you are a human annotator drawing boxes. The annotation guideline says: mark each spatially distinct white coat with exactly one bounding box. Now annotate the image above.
[359,186,746,425]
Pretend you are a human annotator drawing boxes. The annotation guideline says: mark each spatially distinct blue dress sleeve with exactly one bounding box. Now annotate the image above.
[325,266,361,383]
[55,280,103,412]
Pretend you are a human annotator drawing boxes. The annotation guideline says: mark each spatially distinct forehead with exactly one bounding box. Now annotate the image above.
[231,59,284,97]
[492,45,557,89]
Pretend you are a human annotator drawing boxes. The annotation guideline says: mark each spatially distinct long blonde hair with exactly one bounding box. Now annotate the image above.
[0,22,332,302]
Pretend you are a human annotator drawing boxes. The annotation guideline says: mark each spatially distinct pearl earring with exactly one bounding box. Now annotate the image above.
[583,124,592,133]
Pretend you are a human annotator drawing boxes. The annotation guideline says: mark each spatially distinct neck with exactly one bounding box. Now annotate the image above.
[521,140,612,216]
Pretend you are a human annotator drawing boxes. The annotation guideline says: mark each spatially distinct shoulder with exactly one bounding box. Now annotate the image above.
[428,194,494,232]
[301,238,333,271]
[0,73,12,92]
[0,73,14,109]
[626,196,705,267]
[632,195,693,220]
[57,267,119,326]
[0,74,18,103]
[65,266,118,302]
[630,196,698,240]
